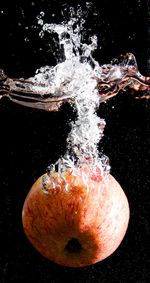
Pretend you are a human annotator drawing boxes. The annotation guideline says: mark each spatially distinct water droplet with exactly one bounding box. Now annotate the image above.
[24,37,29,42]
[39,31,44,38]
[38,19,44,26]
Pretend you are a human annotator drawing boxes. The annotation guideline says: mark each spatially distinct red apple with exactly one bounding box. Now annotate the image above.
[22,167,130,267]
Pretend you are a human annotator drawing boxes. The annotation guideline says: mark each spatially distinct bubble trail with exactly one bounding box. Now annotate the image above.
[0,16,150,181]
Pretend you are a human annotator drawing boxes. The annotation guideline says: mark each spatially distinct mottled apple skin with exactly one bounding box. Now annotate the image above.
[22,171,130,267]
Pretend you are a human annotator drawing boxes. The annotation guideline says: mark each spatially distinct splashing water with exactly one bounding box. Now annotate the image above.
[32,17,110,177]
[0,13,150,188]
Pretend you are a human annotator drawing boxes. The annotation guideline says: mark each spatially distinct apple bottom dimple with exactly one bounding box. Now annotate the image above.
[36,231,104,267]
[65,238,82,253]
[22,173,130,267]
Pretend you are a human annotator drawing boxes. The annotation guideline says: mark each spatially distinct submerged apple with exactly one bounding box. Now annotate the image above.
[22,167,129,267]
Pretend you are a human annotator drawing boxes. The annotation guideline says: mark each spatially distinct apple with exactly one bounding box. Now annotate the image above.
[22,166,130,267]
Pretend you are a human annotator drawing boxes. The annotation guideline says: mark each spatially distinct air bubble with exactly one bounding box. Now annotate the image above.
[24,37,29,42]
[39,31,44,38]
[38,19,44,26]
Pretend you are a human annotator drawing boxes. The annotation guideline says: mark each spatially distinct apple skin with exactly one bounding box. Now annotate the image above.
[22,169,130,267]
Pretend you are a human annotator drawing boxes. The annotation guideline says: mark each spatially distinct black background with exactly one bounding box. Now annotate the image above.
[0,0,150,282]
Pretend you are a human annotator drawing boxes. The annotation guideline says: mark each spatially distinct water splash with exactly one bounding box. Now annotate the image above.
[34,17,110,177]
[0,12,150,187]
